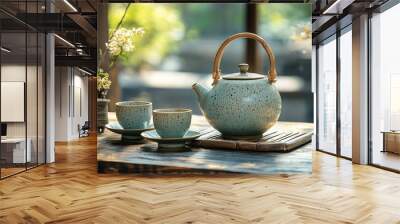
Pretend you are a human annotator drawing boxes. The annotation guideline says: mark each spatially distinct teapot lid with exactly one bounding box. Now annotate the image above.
[222,63,264,80]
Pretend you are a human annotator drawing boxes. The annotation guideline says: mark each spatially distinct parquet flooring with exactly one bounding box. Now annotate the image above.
[1,135,400,224]
[1,167,26,178]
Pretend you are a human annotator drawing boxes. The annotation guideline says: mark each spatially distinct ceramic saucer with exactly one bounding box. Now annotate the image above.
[105,121,154,143]
[141,130,201,151]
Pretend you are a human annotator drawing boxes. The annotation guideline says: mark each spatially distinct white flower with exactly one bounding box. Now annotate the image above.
[97,70,112,91]
[97,77,112,91]
[106,27,144,58]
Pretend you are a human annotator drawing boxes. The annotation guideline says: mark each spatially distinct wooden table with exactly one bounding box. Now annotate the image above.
[382,131,400,154]
[97,114,313,175]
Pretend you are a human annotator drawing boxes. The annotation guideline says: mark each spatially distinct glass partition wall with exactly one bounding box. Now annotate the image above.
[0,30,27,177]
[317,35,337,155]
[370,3,400,171]
[339,27,352,159]
[0,2,46,179]
[315,26,352,159]
[316,0,400,171]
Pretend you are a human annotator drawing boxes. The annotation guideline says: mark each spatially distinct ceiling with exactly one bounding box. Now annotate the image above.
[0,0,97,73]
[312,0,390,43]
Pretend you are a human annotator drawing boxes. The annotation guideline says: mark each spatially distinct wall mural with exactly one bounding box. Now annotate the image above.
[97,3,313,175]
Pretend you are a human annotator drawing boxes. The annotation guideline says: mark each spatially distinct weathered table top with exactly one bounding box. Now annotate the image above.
[97,113,313,175]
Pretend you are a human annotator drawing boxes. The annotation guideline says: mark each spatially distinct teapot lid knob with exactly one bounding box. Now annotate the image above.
[238,63,249,74]
[222,63,263,80]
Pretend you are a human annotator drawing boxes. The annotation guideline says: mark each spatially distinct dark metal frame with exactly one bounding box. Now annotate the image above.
[25,2,28,171]
[103,0,308,2]
[367,10,373,166]
[336,22,341,157]
[0,18,2,179]
[314,18,353,161]
[315,44,319,151]
[0,0,47,180]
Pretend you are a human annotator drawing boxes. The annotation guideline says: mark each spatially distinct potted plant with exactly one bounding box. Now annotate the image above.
[96,69,112,133]
[97,69,112,99]
[97,27,144,132]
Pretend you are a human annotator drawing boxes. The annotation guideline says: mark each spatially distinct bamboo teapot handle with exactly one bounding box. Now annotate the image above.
[211,32,277,85]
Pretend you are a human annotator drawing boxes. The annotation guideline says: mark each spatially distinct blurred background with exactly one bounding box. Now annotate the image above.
[102,3,312,122]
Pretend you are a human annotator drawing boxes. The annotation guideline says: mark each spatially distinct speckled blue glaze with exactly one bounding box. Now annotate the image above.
[193,78,281,139]
[115,101,152,129]
[153,109,192,138]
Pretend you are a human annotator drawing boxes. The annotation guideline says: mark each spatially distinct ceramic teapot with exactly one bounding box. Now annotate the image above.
[192,32,281,139]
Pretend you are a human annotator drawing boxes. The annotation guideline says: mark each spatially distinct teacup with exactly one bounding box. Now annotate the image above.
[153,108,192,138]
[115,101,152,129]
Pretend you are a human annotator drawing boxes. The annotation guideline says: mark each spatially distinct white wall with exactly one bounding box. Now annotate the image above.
[54,67,89,141]
[70,72,89,138]
[55,66,69,141]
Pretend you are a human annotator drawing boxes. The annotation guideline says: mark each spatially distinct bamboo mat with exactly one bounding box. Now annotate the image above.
[193,129,312,152]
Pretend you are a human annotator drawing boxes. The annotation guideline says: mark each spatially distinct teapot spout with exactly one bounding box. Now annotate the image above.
[192,83,209,102]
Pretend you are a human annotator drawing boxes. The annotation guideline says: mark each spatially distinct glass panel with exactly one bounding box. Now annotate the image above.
[339,29,352,158]
[25,0,40,169]
[27,31,38,169]
[371,4,400,171]
[1,31,28,177]
[317,37,337,154]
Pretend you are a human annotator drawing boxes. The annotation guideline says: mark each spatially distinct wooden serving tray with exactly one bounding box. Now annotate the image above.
[193,127,313,152]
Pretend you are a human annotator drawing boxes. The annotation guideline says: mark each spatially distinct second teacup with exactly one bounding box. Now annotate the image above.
[153,108,192,138]
[116,101,152,129]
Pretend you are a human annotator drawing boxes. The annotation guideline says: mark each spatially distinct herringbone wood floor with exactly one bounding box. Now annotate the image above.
[1,136,400,224]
